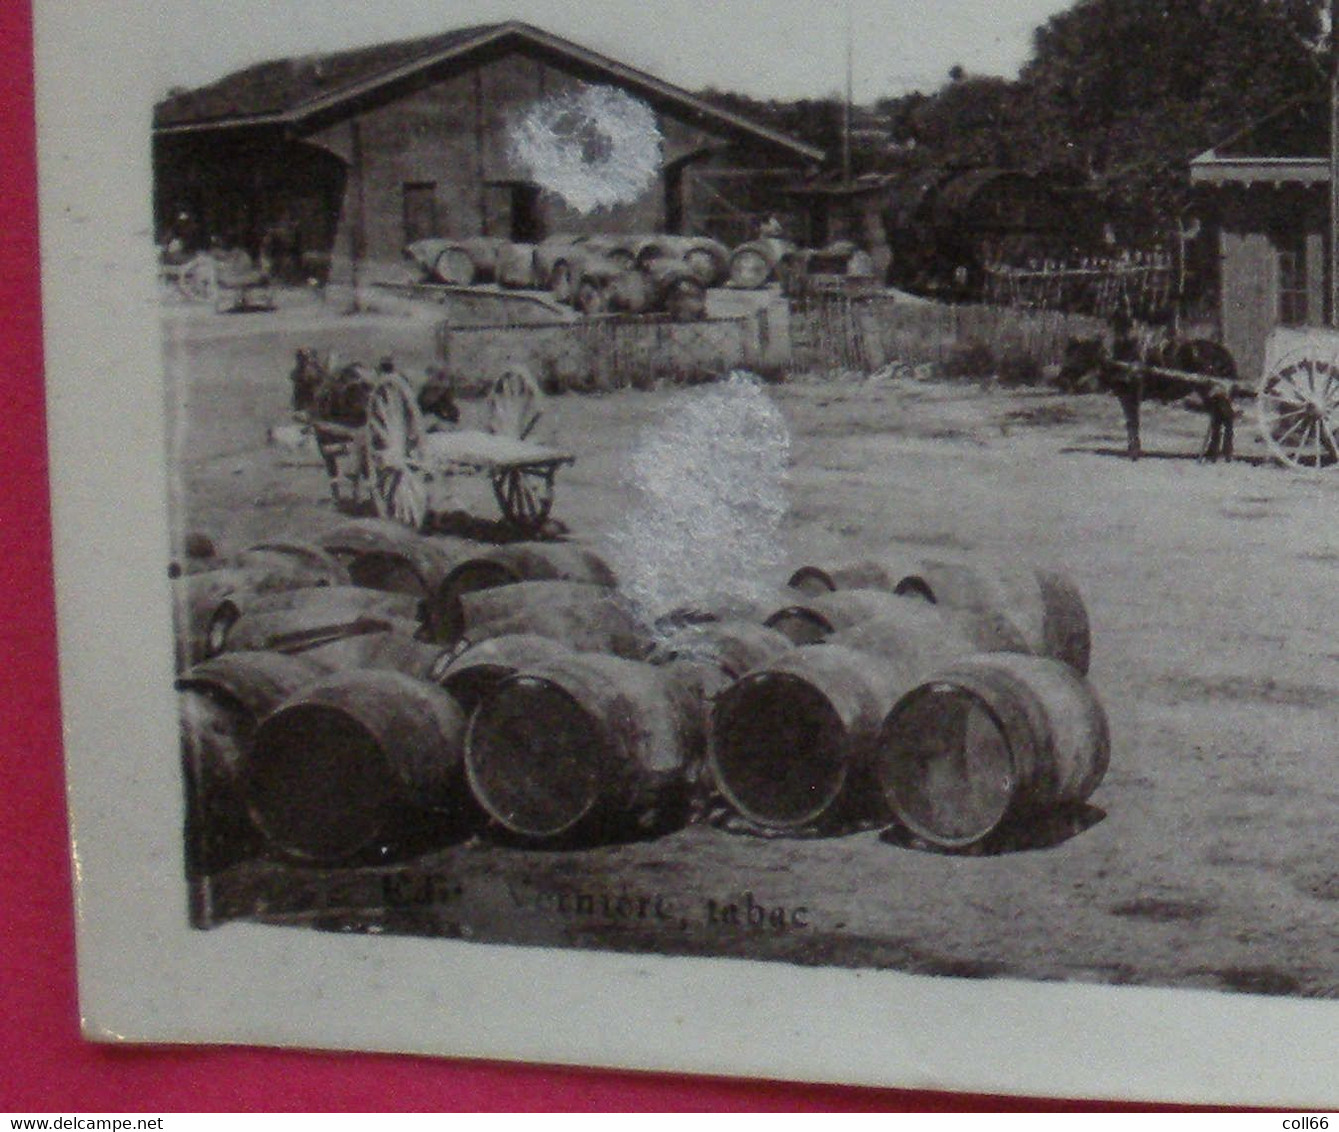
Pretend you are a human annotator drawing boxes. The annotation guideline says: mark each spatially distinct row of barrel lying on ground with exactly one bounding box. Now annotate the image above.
[404,233,874,315]
[175,517,1108,878]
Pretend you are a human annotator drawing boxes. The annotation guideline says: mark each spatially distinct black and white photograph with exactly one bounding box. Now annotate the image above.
[37,0,1338,1108]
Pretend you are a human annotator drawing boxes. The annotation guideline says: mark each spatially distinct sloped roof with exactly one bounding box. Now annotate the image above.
[156,24,502,128]
[154,21,824,163]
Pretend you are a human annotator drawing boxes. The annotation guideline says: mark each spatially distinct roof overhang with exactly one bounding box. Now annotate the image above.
[1190,151,1328,186]
[155,22,825,165]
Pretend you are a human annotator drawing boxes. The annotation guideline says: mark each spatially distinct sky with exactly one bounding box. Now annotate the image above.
[152,0,1075,104]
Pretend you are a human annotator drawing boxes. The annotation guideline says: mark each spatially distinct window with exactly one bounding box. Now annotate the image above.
[1277,234,1309,327]
[403,182,439,245]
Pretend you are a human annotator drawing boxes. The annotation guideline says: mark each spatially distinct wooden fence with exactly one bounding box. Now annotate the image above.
[437,291,1110,391]
[790,293,1107,376]
[439,313,756,394]
[981,252,1175,319]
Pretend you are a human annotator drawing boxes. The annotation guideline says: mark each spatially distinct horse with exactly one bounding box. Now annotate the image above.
[1057,323,1239,462]
[416,367,461,427]
[290,349,461,431]
[289,348,376,427]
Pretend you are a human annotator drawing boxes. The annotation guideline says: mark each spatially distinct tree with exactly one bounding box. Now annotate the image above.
[1018,0,1326,227]
[698,1,1331,229]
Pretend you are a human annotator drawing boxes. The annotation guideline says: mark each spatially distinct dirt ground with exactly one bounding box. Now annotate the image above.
[164,291,1339,1000]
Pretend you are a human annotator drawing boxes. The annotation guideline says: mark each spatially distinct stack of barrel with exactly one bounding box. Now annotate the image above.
[403,233,730,322]
[401,231,887,306]
[176,519,1110,892]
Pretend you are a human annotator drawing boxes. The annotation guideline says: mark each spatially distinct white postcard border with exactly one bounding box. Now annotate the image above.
[35,0,1336,1107]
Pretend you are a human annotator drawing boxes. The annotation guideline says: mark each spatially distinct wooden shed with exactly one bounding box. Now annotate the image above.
[876,167,1098,299]
[1190,100,1331,381]
[154,21,824,283]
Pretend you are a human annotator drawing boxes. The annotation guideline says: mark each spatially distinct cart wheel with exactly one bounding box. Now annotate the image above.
[366,373,431,529]
[1257,351,1339,470]
[485,366,544,440]
[492,466,555,534]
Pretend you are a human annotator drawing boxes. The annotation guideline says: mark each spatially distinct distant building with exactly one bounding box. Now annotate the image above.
[154,21,823,282]
[1191,100,1330,380]
[785,166,1099,298]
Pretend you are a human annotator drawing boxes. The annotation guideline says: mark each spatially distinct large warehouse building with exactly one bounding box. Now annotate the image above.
[153,21,824,283]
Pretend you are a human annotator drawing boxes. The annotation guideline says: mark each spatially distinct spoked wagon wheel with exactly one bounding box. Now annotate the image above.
[366,373,431,529]
[485,366,544,440]
[1257,351,1339,470]
[491,465,556,535]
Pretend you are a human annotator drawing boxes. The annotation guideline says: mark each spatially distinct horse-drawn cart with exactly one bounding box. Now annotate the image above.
[1064,324,1339,469]
[301,367,573,534]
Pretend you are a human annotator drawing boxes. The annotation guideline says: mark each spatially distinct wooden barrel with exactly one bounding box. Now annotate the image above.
[282,624,446,681]
[655,585,808,630]
[465,653,693,840]
[427,541,618,643]
[582,237,639,270]
[727,238,795,288]
[874,653,1110,850]
[651,620,795,680]
[575,275,609,314]
[223,602,417,655]
[434,245,478,286]
[652,622,797,801]
[764,588,943,645]
[682,238,730,287]
[234,540,350,588]
[432,633,578,713]
[246,670,473,863]
[458,237,504,283]
[320,519,468,598]
[176,651,327,876]
[459,580,653,660]
[787,551,930,599]
[175,563,346,667]
[827,598,1030,673]
[709,643,912,830]
[436,242,490,285]
[606,269,657,314]
[832,606,1030,666]
[631,236,729,287]
[175,568,252,666]
[404,238,454,281]
[496,242,539,289]
[652,263,707,322]
[904,556,1091,675]
[243,584,421,624]
[534,234,582,283]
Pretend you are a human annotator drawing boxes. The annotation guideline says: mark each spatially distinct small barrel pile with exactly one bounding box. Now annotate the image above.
[177,521,1110,878]
[404,233,731,322]
[403,231,889,313]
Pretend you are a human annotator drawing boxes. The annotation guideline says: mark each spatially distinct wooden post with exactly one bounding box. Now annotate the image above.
[1331,0,1338,324]
[842,0,854,188]
[350,118,366,309]
[475,70,488,236]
